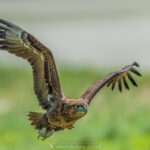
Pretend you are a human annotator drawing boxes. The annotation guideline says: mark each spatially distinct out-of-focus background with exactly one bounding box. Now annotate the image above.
[0,0,150,150]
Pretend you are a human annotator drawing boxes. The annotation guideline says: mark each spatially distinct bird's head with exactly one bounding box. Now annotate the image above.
[75,104,87,113]
[62,98,88,120]
[70,102,88,119]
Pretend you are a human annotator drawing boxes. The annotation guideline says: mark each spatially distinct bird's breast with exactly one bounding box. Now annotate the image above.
[48,112,76,130]
[47,106,76,130]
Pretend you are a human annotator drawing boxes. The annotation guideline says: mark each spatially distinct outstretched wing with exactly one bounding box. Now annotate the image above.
[0,19,62,110]
[81,62,142,104]
[106,62,142,91]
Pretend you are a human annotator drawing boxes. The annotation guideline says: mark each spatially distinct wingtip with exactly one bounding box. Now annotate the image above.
[131,61,142,77]
[0,18,22,31]
[0,18,10,27]
[132,61,140,67]
[130,67,142,77]
[119,89,122,93]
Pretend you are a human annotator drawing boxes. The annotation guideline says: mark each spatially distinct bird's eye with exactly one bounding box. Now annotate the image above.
[76,105,80,108]
[75,105,82,110]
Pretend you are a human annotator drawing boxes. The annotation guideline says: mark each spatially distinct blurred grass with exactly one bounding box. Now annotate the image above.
[0,64,150,150]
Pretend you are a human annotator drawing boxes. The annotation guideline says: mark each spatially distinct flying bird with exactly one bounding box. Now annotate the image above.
[0,19,142,140]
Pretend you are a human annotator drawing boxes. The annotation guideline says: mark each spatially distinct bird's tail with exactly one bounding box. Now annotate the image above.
[28,112,44,130]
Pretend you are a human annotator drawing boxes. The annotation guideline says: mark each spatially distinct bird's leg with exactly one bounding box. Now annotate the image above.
[38,128,46,139]
[38,128,54,140]
[42,130,54,140]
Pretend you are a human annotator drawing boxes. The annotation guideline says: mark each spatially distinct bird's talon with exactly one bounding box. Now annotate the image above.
[38,128,54,140]
[38,128,46,139]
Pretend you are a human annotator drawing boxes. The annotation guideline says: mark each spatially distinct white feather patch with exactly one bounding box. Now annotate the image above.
[48,94,53,102]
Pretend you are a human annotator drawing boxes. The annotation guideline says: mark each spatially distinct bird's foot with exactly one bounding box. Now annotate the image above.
[38,128,54,140]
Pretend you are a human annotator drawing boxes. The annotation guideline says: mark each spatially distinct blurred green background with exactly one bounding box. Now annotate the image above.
[0,0,150,150]
[0,65,149,150]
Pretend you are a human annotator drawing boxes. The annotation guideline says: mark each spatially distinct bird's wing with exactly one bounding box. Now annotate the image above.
[0,19,62,110]
[81,62,142,104]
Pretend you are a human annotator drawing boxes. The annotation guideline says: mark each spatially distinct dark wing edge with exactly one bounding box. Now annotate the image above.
[106,62,142,91]
[81,62,142,104]
[0,18,62,110]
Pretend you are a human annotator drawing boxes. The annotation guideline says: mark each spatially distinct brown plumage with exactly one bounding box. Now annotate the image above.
[0,19,142,140]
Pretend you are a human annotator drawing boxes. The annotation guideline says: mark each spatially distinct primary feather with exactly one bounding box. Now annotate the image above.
[81,62,142,104]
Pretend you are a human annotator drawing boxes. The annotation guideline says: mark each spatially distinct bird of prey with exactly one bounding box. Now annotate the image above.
[0,19,142,140]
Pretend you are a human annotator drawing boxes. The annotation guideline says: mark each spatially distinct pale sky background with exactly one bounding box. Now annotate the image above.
[0,0,150,70]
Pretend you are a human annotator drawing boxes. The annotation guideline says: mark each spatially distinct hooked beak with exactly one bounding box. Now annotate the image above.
[77,106,87,113]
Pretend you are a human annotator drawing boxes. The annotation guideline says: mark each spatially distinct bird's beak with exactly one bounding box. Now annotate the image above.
[77,106,87,113]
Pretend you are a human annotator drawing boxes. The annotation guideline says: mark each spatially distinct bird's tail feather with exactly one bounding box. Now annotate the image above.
[28,112,44,130]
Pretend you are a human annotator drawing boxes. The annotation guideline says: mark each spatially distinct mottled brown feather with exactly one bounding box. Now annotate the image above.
[0,18,62,110]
